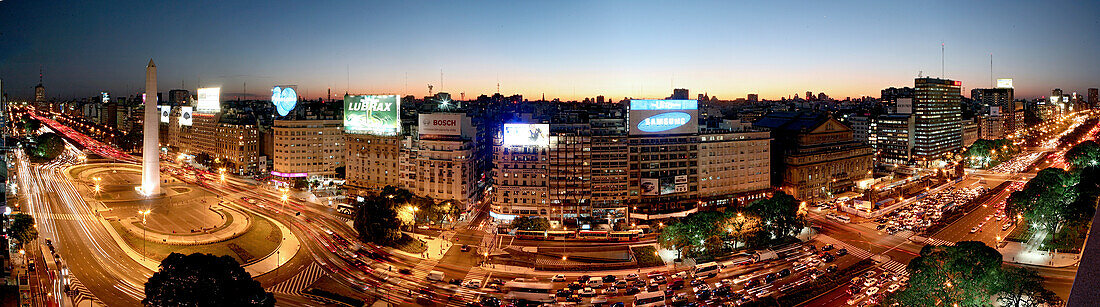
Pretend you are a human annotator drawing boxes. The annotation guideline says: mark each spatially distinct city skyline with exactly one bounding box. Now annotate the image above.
[1,0,1098,101]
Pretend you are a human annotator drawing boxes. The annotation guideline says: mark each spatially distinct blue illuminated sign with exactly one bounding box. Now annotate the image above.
[630,99,698,111]
[271,86,298,116]
[637,112,692,132]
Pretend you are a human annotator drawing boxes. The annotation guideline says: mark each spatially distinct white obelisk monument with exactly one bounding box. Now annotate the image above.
[141,59,161,195]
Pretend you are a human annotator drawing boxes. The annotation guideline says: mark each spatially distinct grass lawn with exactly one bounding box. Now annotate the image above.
[110,212,281,265]
[1005,221,1088,252]
[388,234,428,254]
[631,246,663,267]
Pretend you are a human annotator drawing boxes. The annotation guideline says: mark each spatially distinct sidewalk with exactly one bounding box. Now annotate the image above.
[998,241,1080,267]
[116,205,252,246]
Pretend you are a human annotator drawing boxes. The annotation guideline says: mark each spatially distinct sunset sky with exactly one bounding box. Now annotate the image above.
[1,0,1098,101]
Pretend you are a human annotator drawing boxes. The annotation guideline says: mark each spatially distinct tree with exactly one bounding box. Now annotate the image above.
[35,132,65,160]
[143,252,274,307]
[8,213,38,246]
[352,187,404,245]
[657,211,730,259]
[996,267,1061,307]
[511,216,550,231]
[746,191,806,241]
[1006,167,1088,235]
[890,241,1004,307]
[22,117,41,135]
[1065,140,1100,170]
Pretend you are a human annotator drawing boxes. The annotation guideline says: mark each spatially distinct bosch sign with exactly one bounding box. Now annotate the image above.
[629,99,698,135]
[418,113,467,137]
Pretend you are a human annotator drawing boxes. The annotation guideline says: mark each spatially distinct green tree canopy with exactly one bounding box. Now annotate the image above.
[8,213,38,246]
[22,117,41,134]
[746,191,807,240]
[1006,167,1090,234]
[891,241,1004,307]
[1065,140,1100,170]
[352,187,405,245]
[143,252,274,307]
[996,267,1061,307]
[963,139,1020,168]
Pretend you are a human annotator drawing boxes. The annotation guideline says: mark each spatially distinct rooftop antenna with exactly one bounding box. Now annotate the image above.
[440,68,444,93]
[428,84,433,96]
[346,64,350,95]
[940,42,945,79]
[497,82,500,94]
[990,53,994,88]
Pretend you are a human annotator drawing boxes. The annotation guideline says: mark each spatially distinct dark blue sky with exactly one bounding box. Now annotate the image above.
[1,0,1098,101]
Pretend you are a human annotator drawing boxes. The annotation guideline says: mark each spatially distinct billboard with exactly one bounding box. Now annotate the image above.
[641,177,687,195]
[196,88,220,113]
[996,78,1013,89]
[502,123,549,147]
[180,107,193,126]
[344,94,400,136]
[629,99,698,135]
[271,86,298,116]
[101,92,109,103]
[159,106,170,123]
[419,113,464,136]
[896,98,913,114]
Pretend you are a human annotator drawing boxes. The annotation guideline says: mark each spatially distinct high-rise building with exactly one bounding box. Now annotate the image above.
[971,88,1014,134]
[589,102,629,224]
[405,112,480,209]
[345,134,402,194]
[870,114,914,165]
[1089,88,1098,108]
[746,94,759,103]
[670,88,690,100]
[912,78,963,161]
[963,119,980,147]
[491,123,550,219]
[698,124,771,205]
[34,83,45,103]
[169,89,190,106]
[846,115,871,144]
[880,87,914,103]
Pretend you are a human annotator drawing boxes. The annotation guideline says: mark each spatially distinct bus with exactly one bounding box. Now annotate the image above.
[502,281,555,303]
[633,291,666,307]
[515,230,576,240]
[577,230,610,241]
[610,230,645,241]
[693,262,720,278]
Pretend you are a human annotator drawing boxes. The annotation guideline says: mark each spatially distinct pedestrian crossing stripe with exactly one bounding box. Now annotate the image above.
[925,238,956,247]
[68,276,106,306]
[268,262,325,296]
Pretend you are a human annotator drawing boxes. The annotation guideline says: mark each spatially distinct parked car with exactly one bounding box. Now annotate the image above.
[836,248,848,256]
[552,274,567,282]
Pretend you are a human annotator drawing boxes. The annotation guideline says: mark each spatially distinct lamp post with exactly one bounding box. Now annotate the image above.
[93,176,101,194]
[138,209,151,256]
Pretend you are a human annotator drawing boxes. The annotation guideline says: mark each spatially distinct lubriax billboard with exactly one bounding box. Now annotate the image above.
[344,94,400,136]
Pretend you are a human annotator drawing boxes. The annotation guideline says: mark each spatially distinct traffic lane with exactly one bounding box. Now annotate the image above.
[931,184,1015,244]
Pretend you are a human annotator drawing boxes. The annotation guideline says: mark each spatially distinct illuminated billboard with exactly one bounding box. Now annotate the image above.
[629,99,698,135]
[180,107,193,126]
[996,78,1013,89]
[271,86,298,116]
[344,95,400,136]
[159,106,170,123]
[419,113,465,136]
[502,124,549,147]
[196,87,221,113]
[101,92,109,103]
[640,177,687,196]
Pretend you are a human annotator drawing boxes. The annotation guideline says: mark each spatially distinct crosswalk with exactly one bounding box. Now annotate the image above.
[892,230,914,239]
[880,260,909,275]
[925,237,956,247]
[815,235,874,259]
[68,276,106,306]
[268,262,325,296]
[452,267,492,302]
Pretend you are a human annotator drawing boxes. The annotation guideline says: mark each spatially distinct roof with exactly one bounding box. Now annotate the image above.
[751,111,830,132]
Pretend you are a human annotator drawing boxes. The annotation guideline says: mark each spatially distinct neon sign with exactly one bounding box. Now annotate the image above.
[272,86,298,116]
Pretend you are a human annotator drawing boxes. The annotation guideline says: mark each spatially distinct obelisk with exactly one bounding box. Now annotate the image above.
[141,59,161,195]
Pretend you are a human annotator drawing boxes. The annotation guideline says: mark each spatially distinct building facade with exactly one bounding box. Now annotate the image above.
[754,112,873,202]
[912,78,963,161]
[271,119,344,180]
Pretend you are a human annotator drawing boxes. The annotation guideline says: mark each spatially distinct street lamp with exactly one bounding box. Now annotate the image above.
[138,209,152,256]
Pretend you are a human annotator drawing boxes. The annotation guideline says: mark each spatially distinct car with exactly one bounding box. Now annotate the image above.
[624,287,641,295]
[822,253,836,263]
[465,279,482,289]
[671,293,689,304]
[826,265,838,273]
[647,282,660,292]
[865,286,880,296]
[568,282,585,290]
[778,269,791,278]
[846,294,865,305]
[664,289,675,297]
[764,273,778,284]
[695,289,712,300]
[633,280,646,287]
[693,283,711,293]
[578,275,592,282]
[971,226,980,233]
[668,279,685,290]
[398,268,412,275]
[611,303,626,307]
[743,278,760,289]
[552,274,567,282]
[587,279,604,288]
[626,273,639,281]
[1003,223,1012,231]
[886,284,901,292]
[836,248,848,256]
[601,287,618,295]
[615,280,628,287]
[449,278,463,285]
[566,294,583,302]
[690,279,705,287]
[822,244,834,251]
[863,278,878,287]
[862,271,877,279]
[653,275,667,284]
[591,296,608,304]
[580,287,597,297]
[556,289,573,297]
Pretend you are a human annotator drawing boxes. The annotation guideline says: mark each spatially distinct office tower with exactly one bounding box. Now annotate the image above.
[912,78,963,161]
[1089,88,1098,108]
